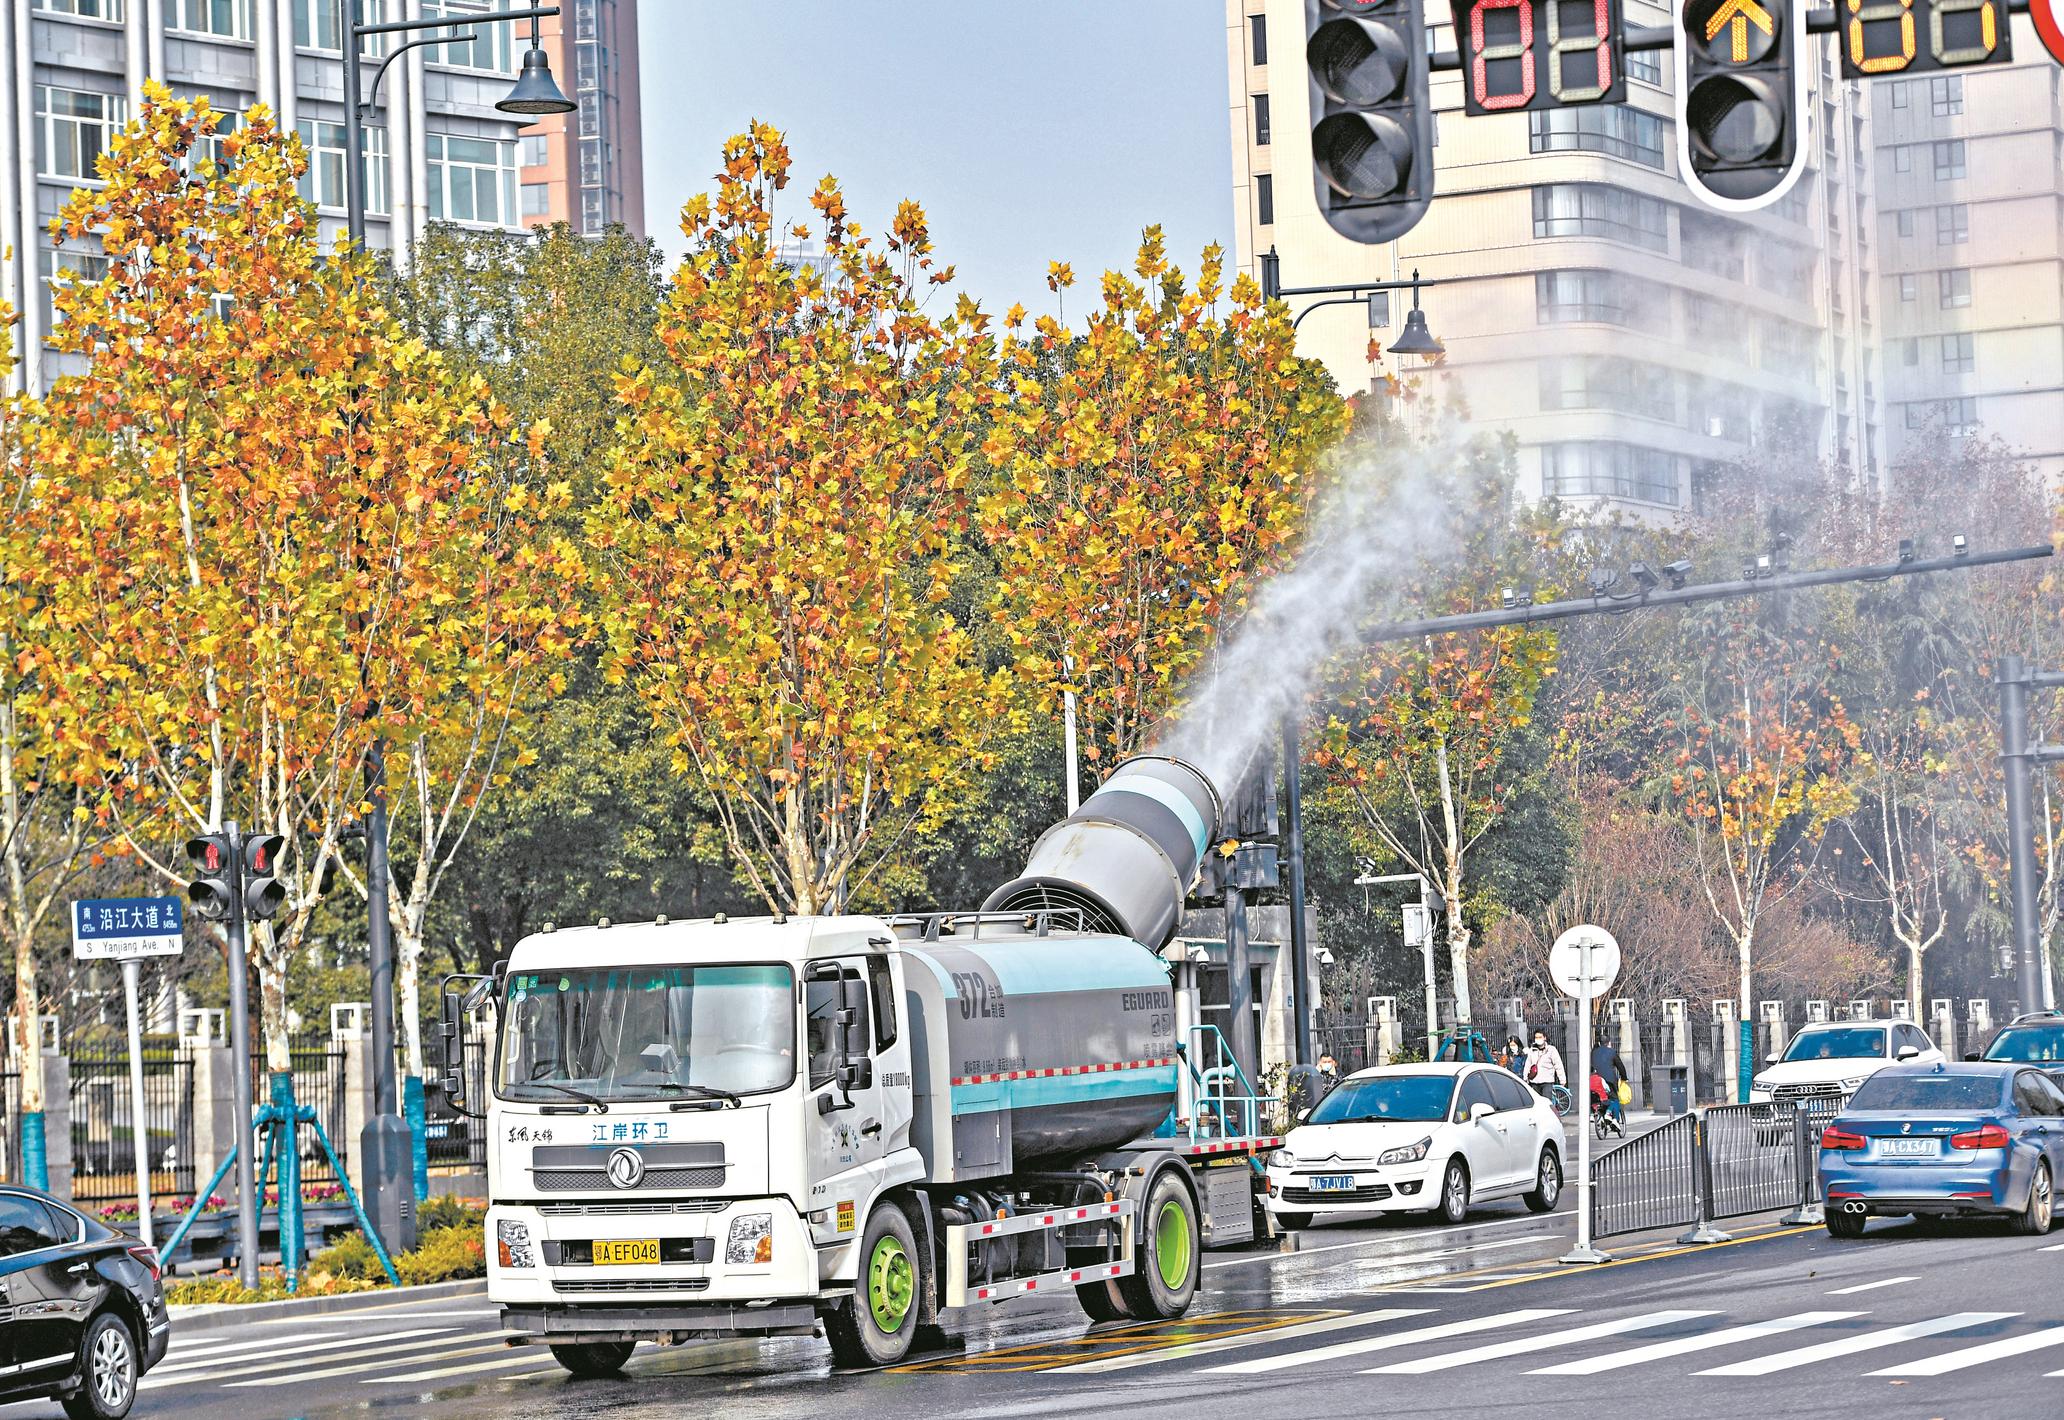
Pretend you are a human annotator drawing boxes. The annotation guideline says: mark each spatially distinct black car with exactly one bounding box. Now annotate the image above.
[0,1185,168,1419]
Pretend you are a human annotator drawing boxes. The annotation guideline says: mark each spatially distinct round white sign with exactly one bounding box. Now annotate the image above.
[1549,925,1621,1000]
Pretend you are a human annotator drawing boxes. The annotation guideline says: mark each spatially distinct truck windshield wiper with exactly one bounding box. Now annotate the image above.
[656,1082,740,1107]
[521,1079,608,1111]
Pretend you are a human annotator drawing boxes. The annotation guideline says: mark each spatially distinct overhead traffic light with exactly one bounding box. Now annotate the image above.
[241,833,288,922]
[1305,0,1435,244]
[1676,0,1807,209]
[185,833,237,922]
[1449,0,1625,114]
[1836,0,2009,76]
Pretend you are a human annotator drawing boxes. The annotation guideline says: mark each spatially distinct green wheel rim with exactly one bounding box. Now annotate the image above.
[1153,1197,1192,1291]
[866,1234,914,1333]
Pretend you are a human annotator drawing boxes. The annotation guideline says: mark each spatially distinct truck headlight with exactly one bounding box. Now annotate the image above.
[1377,1137,1432,1167]
[495,1219,535,1270]
[1267,1149,1295,1169]
[725,1213,774,1265]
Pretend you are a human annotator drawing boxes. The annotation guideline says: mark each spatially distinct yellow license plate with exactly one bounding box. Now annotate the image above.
[592,1238,660,1266]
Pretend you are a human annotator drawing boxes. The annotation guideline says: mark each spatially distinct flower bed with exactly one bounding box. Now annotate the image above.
[164,1198,488,1306]
[96,1183,346,1226]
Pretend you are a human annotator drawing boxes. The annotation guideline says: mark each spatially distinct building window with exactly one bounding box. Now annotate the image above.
[1536,270,1637,327]
[1938,267,1971,307]
[35,86,126,182]
[1932,140,1965,180]
[1904,397,1977,434]
[1898,273,1917,301]
[520,181,550,218]
[1759,317,1816,378]
[1541,441,1682,506]
[1895,209,1914,238]
[427,132,517,227]
[290,0,384,51]
[519,134,548,168]
[1771,177,1813,224]
[1531,184,1668,252]
[1929,74,1963,116]
[581,188,606,232]
[38,245,109,336]
[1685,293,1752,359]
[1249,11,1267,65]
[36,0,124,18]
[1539,357,1677,421]
[1758,242,1816,302]
[1255,172,1274,226]
[1892,145,1912,173]
[193,107,241,172]
[421,0,518,71]
[575,41,603,90]
[166,0,252,40]
[1890,80,1909,108]
[1528,105,1666,169]
[1680,215,1747,282]
[1935,203,1968,244]
[296,119,388,214]
[1253,93,1270,146]
[1626,49,1661,83]
[579,137,604,187]
[578,92,602,139]
[1940,332,1974,373]
[1902,338,1919,366]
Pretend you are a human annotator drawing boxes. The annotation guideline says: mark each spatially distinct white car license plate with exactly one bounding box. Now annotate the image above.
[1306,1175,1357,1192]
[1880,1138,1937,1158]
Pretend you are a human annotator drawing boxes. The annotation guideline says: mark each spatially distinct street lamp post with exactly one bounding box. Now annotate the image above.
[333,0,573,1254]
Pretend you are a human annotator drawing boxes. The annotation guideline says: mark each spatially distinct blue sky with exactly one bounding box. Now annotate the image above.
[634,0,1233,319]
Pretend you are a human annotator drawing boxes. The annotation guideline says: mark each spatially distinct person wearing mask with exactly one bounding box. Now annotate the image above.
[1523,1029,1567,1097]
[1499,1036,1527,1076]
[1590,1033,1629,1127]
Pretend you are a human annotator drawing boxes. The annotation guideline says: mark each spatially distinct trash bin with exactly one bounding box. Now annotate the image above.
[1648,1064,1690,1116]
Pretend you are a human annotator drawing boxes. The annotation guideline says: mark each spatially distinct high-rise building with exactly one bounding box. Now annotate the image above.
[515,0,642,239]
[0,0,592,394]
[1226,0,1883,516]
[1874,60,2064,487]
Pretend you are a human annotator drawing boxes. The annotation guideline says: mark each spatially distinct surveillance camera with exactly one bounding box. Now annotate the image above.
[1628,561,1659,592]
[1663,559,1692,589]
[1317,948,1336,967]
[1501,587,1518,609]
[1586,567,1620,597]
[1897,538,1915,564]
[1953,534,1969,557]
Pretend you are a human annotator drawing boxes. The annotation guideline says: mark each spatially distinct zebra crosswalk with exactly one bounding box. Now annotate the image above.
[145,1315,567,1396]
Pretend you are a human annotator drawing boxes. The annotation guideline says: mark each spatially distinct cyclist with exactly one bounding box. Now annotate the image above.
[1590,1033,1628,1128]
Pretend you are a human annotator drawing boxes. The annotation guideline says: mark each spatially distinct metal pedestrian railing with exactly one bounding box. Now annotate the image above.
[1591,1111,1702,1239]
[1591,1095,1853,1242]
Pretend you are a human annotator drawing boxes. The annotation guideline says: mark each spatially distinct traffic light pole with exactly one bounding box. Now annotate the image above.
[220,821,262,1290]
[1998,656,2064,1015]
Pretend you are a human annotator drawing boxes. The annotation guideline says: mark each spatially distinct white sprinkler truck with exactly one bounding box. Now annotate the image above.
[438,755,1274,1374]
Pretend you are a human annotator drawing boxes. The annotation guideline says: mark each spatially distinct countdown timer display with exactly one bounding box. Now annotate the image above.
[1837,0,2011,76]
[1449,0,1627,114]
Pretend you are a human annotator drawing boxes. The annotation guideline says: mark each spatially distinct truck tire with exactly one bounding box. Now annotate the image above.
[1076,1278,1132,1322]
[825,1199,923,1368]
[549,1340,634,1377]
[1117,1170,1199,1320]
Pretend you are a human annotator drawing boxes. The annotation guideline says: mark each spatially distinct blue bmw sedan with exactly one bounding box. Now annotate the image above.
[1817,1061,2064,1239]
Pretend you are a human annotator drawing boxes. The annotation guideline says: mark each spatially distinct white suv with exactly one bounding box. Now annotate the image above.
[1750,1020,1944,1116]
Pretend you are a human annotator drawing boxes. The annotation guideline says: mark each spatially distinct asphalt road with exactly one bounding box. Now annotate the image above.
[8,1181,2061,1420]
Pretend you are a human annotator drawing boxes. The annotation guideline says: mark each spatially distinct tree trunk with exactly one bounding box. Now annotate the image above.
[11,939,41,1115]
[397,924,424,1078]
[1447,909,1473,1026]
[1737,927,1753,1022]
[257,926,292,1074]
[1907,940,1924,1025]
[783,787,816,915]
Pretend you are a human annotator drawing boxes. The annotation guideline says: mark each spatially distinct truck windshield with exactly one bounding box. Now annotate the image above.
[1782,1028,1885,1062]
[497,964,796,1102]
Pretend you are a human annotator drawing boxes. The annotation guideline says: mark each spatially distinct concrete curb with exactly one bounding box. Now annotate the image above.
[167,1277,489,1335]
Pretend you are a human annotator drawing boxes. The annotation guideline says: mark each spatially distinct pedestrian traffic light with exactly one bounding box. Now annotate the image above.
[1449,0,1625,114]
[1836,0,2009,76]
[1676,0,1806,209]
[185,833,237,923]
[241,833,288,922]
[1305,0,1435,244]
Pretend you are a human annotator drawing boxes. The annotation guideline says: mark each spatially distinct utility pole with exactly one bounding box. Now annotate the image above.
[1997,654,2064,1014]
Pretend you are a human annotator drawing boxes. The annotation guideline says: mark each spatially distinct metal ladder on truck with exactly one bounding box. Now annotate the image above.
[1156,1024,1283,1246]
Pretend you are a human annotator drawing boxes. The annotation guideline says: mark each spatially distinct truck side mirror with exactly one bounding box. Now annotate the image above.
[436,973,491,1120]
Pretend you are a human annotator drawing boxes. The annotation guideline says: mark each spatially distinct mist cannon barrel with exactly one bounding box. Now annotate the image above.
[982,754,1223,951]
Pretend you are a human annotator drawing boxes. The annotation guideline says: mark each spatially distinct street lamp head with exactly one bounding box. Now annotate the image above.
[1386,302,1443,357]
[498,46,577,117]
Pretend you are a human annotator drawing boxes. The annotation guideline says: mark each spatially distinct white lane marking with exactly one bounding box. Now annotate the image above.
[363,1351,571,1384]
[159,1332,331,1362]
[1528,1313,1863,1375]
[226,1340,516,1388]
[1206,1213,1567,1270]
[146,1331,476,1388]
[1364,1309,1716,1375]
[1826,1276,1919,1296]
[145,1327,456,1379]
[1695,1313,2018,1376]
[1870,1324,2064,1376]
[2039,1242,2064,1252]
[1050,1308,1435,1375]
[257,1307,501,1323]
[1205,1310,1574,1375]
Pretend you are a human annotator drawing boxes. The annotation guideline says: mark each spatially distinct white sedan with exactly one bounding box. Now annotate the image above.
[1264,1063,1565,1228]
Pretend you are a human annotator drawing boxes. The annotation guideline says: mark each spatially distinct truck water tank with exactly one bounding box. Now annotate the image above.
[899,932,1178,1177]
[982,755,1222,952]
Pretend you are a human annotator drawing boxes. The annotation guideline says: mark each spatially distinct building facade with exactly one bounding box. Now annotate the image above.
[0,0,555,393]
[1226,0,1885,516]
[514,0,641,239]
[1873,58,2064,487]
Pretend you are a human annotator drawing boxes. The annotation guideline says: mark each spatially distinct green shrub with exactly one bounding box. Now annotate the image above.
[394,1224,486,1286]
[309,1231,383,1281]
[417,1195,486,1232]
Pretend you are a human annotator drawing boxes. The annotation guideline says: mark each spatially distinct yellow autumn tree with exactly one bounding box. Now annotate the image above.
[592,125,1004,913]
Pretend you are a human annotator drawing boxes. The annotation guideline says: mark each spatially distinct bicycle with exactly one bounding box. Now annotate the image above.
[1542,1081,1574,1118]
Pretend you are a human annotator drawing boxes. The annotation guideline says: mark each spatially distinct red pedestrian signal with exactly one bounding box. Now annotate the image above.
[1449,0,1625,114]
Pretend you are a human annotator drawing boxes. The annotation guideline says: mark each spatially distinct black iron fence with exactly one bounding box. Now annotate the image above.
[425,1031,489,1172]
[67,1045,196,1204]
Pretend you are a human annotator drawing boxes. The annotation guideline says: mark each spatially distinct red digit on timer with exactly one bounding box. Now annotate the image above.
[1471,0,1537,110]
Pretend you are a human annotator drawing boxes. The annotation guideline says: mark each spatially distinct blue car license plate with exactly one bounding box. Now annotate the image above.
[1880,1138,1937,1158]
[1307,1175,1357,1192]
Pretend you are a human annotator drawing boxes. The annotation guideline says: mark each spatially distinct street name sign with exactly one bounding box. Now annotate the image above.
[71,896,186,960]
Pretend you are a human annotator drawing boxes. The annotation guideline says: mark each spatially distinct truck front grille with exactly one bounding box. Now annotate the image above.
[534,1166,727,1192]
[536,1200,727,1217]
[550,1278,712,1295]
